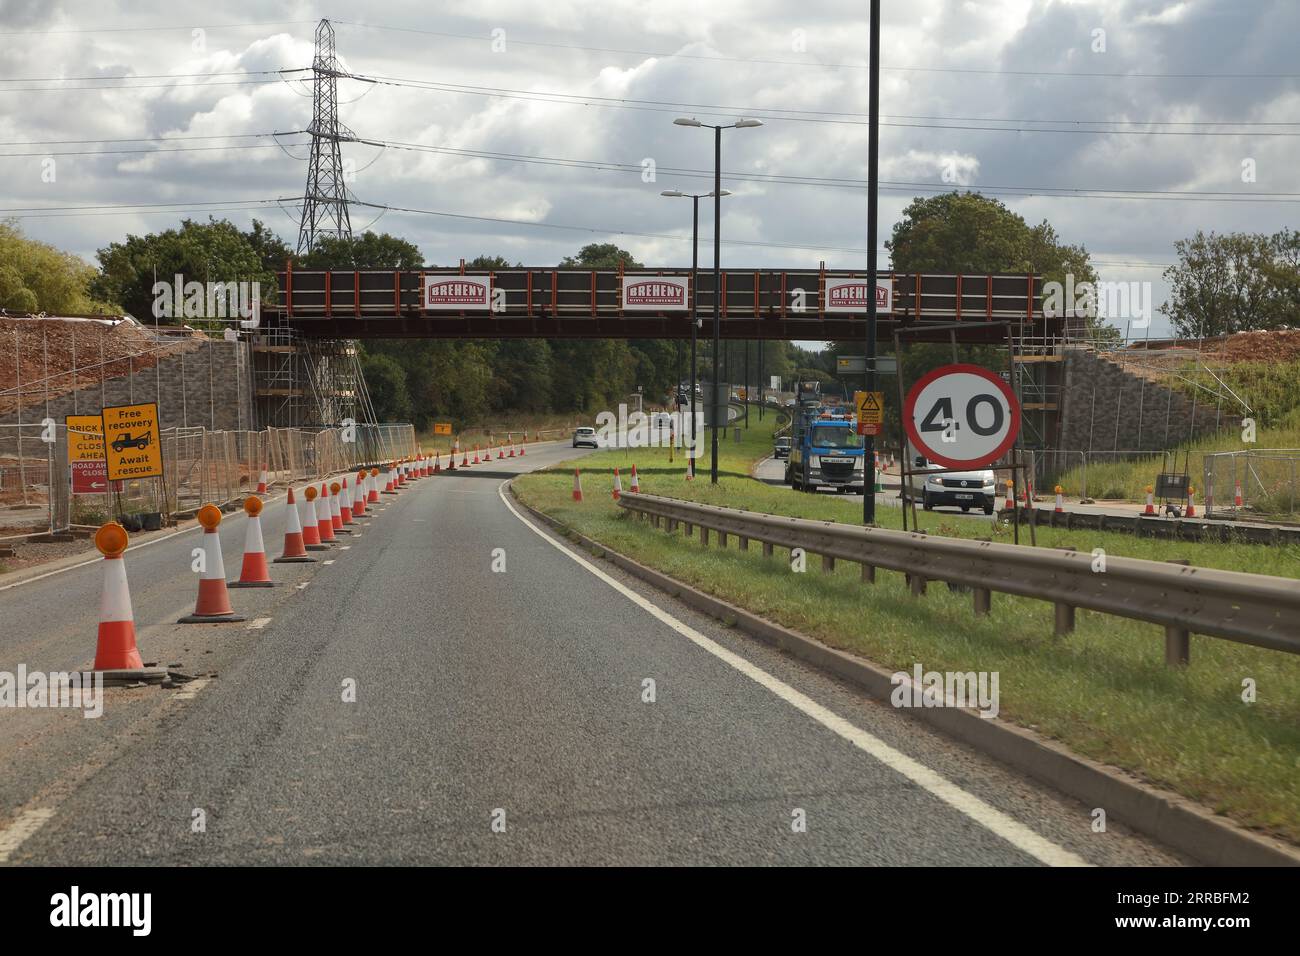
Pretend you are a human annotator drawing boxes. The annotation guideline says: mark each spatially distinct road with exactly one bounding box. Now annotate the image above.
[0,441,1185,865]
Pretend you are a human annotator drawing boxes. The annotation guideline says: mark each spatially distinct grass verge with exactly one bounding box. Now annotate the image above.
[514,416,1300,844]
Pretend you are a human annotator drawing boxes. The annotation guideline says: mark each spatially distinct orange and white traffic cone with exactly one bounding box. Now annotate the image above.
[612,468,622,500]
[301,486,327,550]
[351,472,366,517]
[275,487,315,563]
[231,496,274,587]
[686,456,695,481]
[1186,487,1196,518]
[519,435,525,456]
[433,452,442,473]
[92,523,147,673]
[1054,485,1065,513]
[340,478,355,524]
[318,484,338,542]
[460,446,469,468]
[178,504,245,623]
[256,468,269,494]
[365,467,378,503]
[1144,485,1156,515]
[1234,479,1243,507]
[573,469,584,502]
[507,436,515,458]
[383,465,398,495]
[630,464,640,493]
[472,446,481,465]
[498,442,505,460]
[1004,480,1014,511]
[329,481,350,533]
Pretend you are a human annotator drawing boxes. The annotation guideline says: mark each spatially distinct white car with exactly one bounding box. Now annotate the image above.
[905,456,998,515]
[572,427,599,448]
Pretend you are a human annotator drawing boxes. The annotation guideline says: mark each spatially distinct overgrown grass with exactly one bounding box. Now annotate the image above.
[514,415,1300,843]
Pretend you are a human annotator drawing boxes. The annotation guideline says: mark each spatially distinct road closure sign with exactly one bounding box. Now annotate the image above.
[101,402,163,481]
[903,364,1019,469]
[66,414,108,495]
[433,422,452,436]
[854,390,884,436]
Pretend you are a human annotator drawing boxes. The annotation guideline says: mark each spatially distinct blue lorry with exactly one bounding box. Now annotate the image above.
[784,403,866,494]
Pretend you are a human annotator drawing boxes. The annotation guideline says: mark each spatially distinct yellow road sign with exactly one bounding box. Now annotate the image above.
[66,415,104,462]
[101,402,163,481]
[855,390,884,424]
[433,422,453,436]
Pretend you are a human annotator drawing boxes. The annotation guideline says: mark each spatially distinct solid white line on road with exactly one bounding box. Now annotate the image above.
[0,807,56,863]
[497,482,1088,868]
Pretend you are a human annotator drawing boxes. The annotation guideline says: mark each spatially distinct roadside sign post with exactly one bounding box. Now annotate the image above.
[67,414,108,496]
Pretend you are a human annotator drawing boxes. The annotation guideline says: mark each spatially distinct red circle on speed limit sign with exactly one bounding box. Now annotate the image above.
[903,363,1021,469]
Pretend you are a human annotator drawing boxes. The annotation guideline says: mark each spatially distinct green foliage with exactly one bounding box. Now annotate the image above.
[300,231,424,270]
[1161,229,1300,337]
[0,220,108,314]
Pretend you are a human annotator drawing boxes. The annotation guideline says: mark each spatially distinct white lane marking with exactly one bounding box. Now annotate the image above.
[295,582,310,590]
[173,678,210,701]
[339,546,351,551]
[0,807,56,862]
[497,482,1088,868]
[247,617,272,630]
[322,560,335,565]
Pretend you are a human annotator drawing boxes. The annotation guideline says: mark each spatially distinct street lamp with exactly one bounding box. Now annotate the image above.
[673,116,763,483]
[661,187,731,475]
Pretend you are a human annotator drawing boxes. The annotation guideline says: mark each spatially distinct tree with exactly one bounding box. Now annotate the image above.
[359,352,412,422]
[298,231,424,270]
[91,218,280,322]
[1160,230,1290,337]
[0,220,109,314]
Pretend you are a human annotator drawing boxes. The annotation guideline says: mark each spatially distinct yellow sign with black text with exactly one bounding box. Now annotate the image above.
[854,390,884,436]
[101,403,163,481]
[433,422,453,436]
[66,415,105,462]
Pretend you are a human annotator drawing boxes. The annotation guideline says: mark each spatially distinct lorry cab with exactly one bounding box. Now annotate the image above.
[786,409,866,493]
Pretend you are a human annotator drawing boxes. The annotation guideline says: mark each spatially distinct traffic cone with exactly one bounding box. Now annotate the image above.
[1003,480,1015,511]
[1186,487,1196,518]
[92,523,148,673]
[275,487,315,563]
[301,486,327,550]
[318,484,337,542]
[383,465,398,495]
[178,504,245,623]
[340,478,355,524]
[519,436,525,456]
[473,445,482,465]
[461,446,469,468]
[329,481,350,533]
[256,468,268,494]
[434,452,442,473]
[573,469,583,502]
[368,467,381,503]
[507,436,515,458]
[1144,485,1156,515]
[1234,479,1243,507]
[630,464,640,493]
[686,456,695,481]
[612,468,623,500]
[231,496,274,587]
[498,442,505,460]
[1053,485,1065,513]
[352,472,366,517]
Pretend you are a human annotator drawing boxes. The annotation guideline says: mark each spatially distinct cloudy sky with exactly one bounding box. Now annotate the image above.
[2,0,1298,338]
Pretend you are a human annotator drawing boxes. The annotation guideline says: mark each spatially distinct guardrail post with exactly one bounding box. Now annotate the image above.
[666,518,677,533]
[762,541,773,558]
[973,587,991,615]
[908,573,927,596]
[738,535,749,551]
[1054,603,1075,635]
[718,529,728,548]
[685,522,693,537]
[1165,625,1190,667]
[861,563,875,583]
[821,554,835,573]
[700,525,710,545]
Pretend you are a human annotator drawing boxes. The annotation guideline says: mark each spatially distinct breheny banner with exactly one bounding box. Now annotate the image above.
[422,275,493,311]
[621,275,690,312]
[825,277,894,314]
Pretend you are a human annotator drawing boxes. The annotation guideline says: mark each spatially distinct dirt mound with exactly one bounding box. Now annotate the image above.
[1210,329,1300,364]
[0,316,203,414]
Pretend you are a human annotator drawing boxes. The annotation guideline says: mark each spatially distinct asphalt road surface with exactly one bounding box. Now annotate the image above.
[0,441,1186,865]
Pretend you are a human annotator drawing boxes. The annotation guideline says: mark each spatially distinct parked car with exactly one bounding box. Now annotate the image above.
[773,436,792,459]
[904,455,997,515]
[572,427,599,448]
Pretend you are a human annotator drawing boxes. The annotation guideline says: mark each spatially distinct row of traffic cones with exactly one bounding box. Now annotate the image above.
[91,457,426,677]
[571,465,642,503]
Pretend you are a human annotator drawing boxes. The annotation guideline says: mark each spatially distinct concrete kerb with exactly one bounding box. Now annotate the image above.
[507,481,1299,867]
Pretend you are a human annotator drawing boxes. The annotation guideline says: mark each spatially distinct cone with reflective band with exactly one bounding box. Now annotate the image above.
[368,467,381,503]
[573,469,583,502]
[257,469,268,494]
[383,468,394,493]
[329,481,348,532]
[630,464,640,493]
[1144,486,1156,515]
[434,452,442,473]
[1234,480,1243,507]
[351,472,366,517]
[460,446,469,468]
[93,523,145,671]
[318,484,337,541]
[232,496,275,587]
[301,486,326,549]
[498,442,505,460]
[519,437,525,456]
[275,487,315,563]
[1003,480,1014,511]
[612,468,623,500]
[1186,487,1196,518]
[179,505,245,623]
[340,477,355,523]
[1053,485,1065,513]
[472,446,481,465]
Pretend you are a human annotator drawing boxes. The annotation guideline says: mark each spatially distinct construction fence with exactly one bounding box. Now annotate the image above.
[0,421,417,540]
[1203,450,1300,520]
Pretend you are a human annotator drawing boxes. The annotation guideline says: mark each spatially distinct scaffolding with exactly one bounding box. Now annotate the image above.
[250,326,376,429]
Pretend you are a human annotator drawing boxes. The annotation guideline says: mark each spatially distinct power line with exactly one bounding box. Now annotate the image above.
[0,68,307,82]
[0,19,316,37]
[0,78,293,93]
[0,142,309,159]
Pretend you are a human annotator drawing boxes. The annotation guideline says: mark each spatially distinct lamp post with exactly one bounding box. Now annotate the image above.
[661,186,730,472]
[673,116,762,483]
[864,0,881,525]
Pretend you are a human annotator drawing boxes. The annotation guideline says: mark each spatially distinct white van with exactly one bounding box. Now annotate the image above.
[904,455,998,515]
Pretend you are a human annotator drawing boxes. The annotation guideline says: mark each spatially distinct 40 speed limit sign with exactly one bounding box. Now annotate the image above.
[903,364,1020,469]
